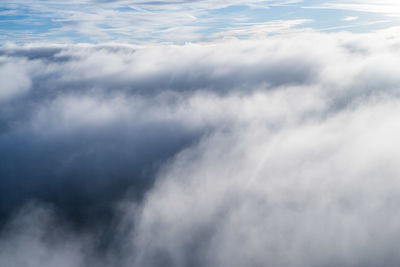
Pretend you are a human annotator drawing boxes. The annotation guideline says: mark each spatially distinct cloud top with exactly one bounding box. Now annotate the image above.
[2,29,400,266]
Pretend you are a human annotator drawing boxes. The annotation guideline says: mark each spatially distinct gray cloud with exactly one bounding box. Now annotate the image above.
[2,29,400,266]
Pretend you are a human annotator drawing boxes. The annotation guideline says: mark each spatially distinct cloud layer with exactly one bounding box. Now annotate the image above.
[0,0,306,43]
[2,29,400,266]
[3,0,399,43]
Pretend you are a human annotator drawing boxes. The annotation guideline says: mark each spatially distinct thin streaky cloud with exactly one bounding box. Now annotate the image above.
[306,1,400,16]
[2,0,400,43]
[342,16,359,21]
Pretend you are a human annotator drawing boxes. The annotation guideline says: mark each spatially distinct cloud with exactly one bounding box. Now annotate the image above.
[0,202,90,267]
[0,0,306,43]
[310,1,400,17]
[0,57,32,101]
[129,100,400,267]
[211,19,312,39]
[342,16,359,21]
[2,29,400,266]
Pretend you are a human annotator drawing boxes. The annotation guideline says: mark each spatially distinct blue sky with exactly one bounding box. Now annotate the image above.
[1,0,400,44]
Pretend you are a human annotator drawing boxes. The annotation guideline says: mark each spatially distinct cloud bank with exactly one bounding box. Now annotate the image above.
[2,29,400,266]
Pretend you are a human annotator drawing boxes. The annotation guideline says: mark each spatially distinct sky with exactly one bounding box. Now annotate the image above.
[1,0,400,44]
[3,1,400,267]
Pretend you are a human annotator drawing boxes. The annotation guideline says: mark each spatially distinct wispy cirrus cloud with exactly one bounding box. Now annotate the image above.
[308,1,400,17]
[2,0,400,44]
[0,0,306,43]
[342,16,359,21]
[210,19,312,39]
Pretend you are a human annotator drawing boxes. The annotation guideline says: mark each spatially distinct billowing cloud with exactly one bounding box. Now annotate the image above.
[2,29,400,266]
[0,58,32,101]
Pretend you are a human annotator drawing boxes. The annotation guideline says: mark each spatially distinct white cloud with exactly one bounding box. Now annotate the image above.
[0,58,32,101]
[0,0,308,43]
[129,97,400,266]
[2,29,400,266]
[211,19,312,39]
[310,1,400,17]
[342,16,359,21]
